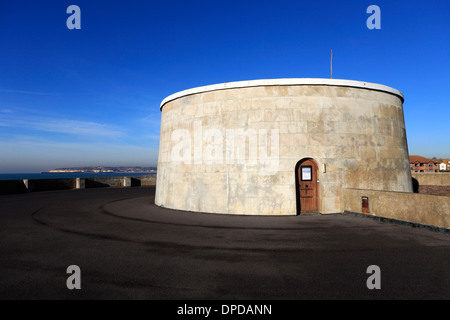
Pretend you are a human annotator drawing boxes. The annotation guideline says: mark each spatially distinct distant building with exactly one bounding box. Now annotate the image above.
[440,159,450,172]
[409,155,439,173]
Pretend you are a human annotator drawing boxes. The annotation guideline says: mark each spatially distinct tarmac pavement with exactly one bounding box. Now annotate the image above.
[0,186,449,300]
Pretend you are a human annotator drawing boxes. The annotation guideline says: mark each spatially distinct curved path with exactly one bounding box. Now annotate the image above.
[0,187,449,299]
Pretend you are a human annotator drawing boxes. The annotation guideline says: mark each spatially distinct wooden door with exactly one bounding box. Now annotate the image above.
[298,159,318,213]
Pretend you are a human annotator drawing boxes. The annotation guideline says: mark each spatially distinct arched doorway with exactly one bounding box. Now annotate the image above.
[295,158,319,214]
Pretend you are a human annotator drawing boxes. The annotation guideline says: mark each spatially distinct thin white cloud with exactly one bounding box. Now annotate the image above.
[0,115,122,138]
[135,112,161,140]
[2,135,154,152]
[0,137,158,172]
[143,134,160,140]
[0,88,60,96]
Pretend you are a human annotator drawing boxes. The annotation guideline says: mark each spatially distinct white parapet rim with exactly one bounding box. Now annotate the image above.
[160,78,405,110]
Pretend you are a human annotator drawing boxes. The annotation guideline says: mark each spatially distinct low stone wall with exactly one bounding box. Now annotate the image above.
[85,177,130,188]
[0,180,27,195]
[85,175,157,188]
[417,185,450,196]
[412,173,450,187]
[132,175,157,187]
[0,175,156,195]
[24,179,76,192]
[343,188,450,230]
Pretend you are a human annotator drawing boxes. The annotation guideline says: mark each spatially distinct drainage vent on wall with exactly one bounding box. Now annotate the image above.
[362,196,370,214]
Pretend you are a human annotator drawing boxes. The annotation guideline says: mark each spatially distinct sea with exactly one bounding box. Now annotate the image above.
[0,172,156,181]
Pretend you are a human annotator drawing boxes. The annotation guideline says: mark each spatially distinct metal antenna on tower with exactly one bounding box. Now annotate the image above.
[331,50,333,79]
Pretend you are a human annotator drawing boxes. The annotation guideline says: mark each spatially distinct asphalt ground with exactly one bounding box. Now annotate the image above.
[0,186,449,300]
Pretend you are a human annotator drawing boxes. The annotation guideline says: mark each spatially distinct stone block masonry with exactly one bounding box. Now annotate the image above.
[0,175,156,195]
[343,188,450,231]
[156,78,412,215]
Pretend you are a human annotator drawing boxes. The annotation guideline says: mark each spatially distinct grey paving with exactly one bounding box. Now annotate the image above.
[0,187,449,300]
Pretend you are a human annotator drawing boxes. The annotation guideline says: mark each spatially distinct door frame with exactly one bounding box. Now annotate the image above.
[295,158,319,215]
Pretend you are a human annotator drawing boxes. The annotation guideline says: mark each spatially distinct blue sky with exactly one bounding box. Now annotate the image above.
[0,0,449,173]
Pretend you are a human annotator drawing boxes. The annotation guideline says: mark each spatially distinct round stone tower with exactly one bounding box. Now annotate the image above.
[155,79,412,215]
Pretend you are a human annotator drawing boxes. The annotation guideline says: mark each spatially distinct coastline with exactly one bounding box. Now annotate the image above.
[0,172,156,181]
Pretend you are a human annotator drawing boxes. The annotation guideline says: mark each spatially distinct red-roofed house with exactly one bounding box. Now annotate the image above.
[409,155,439,173]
